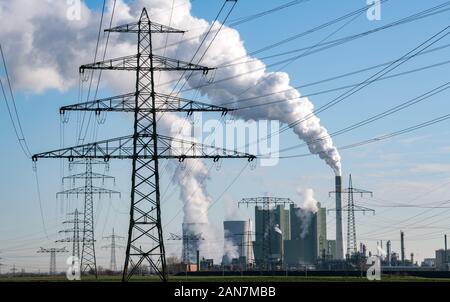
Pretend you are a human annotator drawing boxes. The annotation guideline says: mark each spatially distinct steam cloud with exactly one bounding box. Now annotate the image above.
[296,188,319,238]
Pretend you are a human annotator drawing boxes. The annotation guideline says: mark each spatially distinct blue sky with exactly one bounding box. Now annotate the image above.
[1,0,450,272]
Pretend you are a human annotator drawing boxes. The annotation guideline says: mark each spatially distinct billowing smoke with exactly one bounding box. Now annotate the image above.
[222,230,239,265]
[296,188,319,238]
[273,224,283,235]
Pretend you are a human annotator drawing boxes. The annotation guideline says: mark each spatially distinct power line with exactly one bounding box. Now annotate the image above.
[180,2,449,95]
[228,0,311,27]
[257,24,450,146]
[274,81,450,154]
[0,44,32,158]
[77,0,107,144]
[277,112,450,159]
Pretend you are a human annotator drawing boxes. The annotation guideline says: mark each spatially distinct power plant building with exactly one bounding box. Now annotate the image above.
[284,203,327,266]
[253,205,290,266]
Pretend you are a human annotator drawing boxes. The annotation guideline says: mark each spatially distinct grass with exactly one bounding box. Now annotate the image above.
[1,275,450,282]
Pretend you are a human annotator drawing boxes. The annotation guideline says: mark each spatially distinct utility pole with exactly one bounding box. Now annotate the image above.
[102,228,125,271]
[32,8,255,282]
[238,197,293,270]
[56,209,83,260]
[37,247,68,275]
[58,160,119,278]
[329,175,374,258]
[168,232,204,272]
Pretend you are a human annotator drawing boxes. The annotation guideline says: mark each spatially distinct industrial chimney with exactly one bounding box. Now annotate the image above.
[335,176,344,260]
[387,240,391,266]
[400,231,405,265]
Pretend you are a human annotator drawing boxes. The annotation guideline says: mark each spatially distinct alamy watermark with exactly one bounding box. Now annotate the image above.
[366,245,386,281]
[367,0,382,21]
[67,0,81,21]
[170,112,280,167]
[66,256,81,281]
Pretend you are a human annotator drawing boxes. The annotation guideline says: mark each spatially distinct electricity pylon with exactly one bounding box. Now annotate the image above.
[238,197,294,270]
[58,159,119,278]
[168,232,204,271]
[37,247,68,275]
[102,228,125,271]
[56,209,83,260]
[32,8,256,282]
[329,174,374,258]
[0,256,4,274]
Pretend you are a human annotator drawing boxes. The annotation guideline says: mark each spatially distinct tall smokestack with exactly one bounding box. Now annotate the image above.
[400,231,405,265]
[445,234,448,268]
[335,176,344,260]
[387,240,391,266]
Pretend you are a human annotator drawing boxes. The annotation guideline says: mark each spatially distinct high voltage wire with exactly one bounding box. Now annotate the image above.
[161,42,450,110]
[152,0,316,53]
[220,5,450,69]
[0,45,32,158]
[227,0,311,27]
[179,3,450,95]
[257,24,450,146]
[77,0,107,144]
[276,112,450,159]
[273,81,450,154]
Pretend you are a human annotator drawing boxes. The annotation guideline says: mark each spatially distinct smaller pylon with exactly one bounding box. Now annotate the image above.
[168,233,204,272]
[102,228,125,271]
[37,247,68,275]
[328,175,374,258]
[56,209,84,260]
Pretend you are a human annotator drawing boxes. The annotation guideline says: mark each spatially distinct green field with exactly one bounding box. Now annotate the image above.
[1,275,450,282]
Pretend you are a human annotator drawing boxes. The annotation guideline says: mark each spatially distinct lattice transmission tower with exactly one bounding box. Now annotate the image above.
[56,208,83,260]
[32,8,255,282]
[58,159,119,277]
[168,232,204,271]
[36,247,68,275]
[102,228,125,271]
[329,174,374,258]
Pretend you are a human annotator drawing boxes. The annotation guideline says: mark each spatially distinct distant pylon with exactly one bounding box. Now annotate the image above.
[102,228,125,271]
[58,159,119,278]
[329,174,374,257]
[37,247,68,275]
[56,209,83,259]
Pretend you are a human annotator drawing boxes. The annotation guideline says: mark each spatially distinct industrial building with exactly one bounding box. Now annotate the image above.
[222,220,254,265]
[253,204,290,267]
[242,200,328,268]
[284,203,327,266]
[435,249,450,270]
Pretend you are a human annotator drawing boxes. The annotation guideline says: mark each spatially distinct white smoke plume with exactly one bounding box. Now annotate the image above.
[296,188,319,238]
[0,0,341,259]
[273,224,283,235]
[222,230,239,265]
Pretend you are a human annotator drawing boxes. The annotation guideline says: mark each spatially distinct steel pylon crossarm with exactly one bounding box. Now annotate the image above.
[79,54,213,72]
[60,92,233,114]
[32,135,256,161]
[105,13,185,34]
